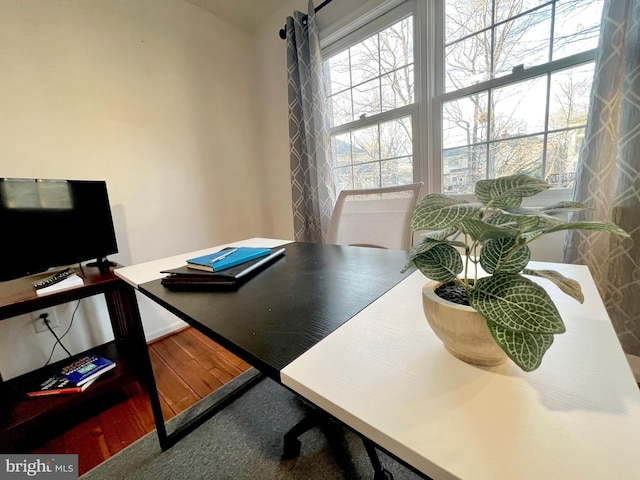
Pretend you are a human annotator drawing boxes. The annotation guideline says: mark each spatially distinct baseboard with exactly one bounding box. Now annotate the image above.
[144,320,188,343]
[625,354,640,385]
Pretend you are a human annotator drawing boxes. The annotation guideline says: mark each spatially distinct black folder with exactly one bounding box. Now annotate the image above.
[160,247,285,289]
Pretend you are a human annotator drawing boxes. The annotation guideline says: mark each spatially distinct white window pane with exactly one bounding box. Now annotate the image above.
[328,90,353,127]
[381,157,414,186]
[353,78,381,119]
[445,32,491,92]
[381,65,414,111]
[380,17,414,74]
[380,117,412,159]
[494,7,551,77]
[495,0,548,24]
[354,163,381,189]
[548,64,594,130]
[350,36,380,85]
[489,135,544,179]
[546,129,583,187]
[443,92,489,149]
[443,145,487,194]
[492,77,547,138]
[331,133,352,167]
[332,115,414,192]
[553,0,603,60]
[445,1,491,43]
[335,166,354,191]
[352,125,380,162]
[325,50,351,96]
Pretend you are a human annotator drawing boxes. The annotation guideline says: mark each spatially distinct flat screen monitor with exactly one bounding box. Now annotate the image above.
[0,178,118,281]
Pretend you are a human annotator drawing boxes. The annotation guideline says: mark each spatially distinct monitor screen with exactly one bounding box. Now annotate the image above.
[0,178,118,281]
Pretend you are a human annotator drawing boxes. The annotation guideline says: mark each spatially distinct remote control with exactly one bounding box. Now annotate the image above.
[33,268,75,290]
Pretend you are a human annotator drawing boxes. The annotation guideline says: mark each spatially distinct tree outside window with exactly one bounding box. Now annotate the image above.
[323,0,603,195]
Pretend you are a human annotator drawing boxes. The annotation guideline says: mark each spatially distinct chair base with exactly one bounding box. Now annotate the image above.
[282,411,393,479]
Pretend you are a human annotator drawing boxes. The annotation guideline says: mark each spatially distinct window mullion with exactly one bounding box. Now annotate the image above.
[423,0,440,194]
[329,104,417,136]
[437,49,597,104]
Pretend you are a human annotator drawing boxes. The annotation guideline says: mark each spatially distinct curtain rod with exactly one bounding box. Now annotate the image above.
[279,0,333,39]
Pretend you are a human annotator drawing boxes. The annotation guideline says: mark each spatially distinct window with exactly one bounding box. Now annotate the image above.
[322,0,604,196]
[323,8,416,191]
[440,0,603,194]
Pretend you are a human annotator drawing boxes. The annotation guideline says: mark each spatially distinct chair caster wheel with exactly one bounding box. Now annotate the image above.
[374,468,393,480]
[282,437,301,459]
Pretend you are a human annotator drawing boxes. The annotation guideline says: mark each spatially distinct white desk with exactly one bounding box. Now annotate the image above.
[118,242,640,478]
[115,237,292,288]
[281,261,640,480]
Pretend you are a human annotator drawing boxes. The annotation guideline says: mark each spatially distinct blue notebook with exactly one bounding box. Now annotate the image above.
[187,247,272,272]
[58,354,115,386]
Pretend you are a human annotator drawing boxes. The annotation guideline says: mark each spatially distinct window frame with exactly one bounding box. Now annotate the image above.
[322,1,421,191]
[321,0,600,205]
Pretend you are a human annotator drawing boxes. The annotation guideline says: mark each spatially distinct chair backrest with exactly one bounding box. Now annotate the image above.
[326,182,424,250]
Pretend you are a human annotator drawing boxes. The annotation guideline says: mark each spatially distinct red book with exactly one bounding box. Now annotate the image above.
[26,374,97,397]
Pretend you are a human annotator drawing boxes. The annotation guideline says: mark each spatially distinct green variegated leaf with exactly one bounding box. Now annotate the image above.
[421,226,461,242]
[408,237,443,257]
[411,194,481,231]
[404,234,467,273]
[541,221,630,237]
[475,179,498,205]
[487,322,555,372]
[404,239,443,272]
[460,218,517,242]
[541,201,590,216]
[412,243,463,283]
[469,274,565,333]
[476,174,550,207]
[497,206,565,226]
[475,179,521,207]
[484,212,519,229]
[522,268,584,303]
[486,211,541,232]
[521,229,544,243]
[479,239,530,274]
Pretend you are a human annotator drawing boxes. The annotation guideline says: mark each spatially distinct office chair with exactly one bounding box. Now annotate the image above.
[283,183,423,480]
[326,183,424,250]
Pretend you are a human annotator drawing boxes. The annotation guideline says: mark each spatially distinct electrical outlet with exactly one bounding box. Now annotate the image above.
[31,309,60,333]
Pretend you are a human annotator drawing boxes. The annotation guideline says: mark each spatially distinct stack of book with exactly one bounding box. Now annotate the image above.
[160,246,286,289]
[33,268,84,296]
[27,354,116,397]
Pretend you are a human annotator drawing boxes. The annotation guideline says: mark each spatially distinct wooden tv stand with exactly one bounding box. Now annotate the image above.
[0,263,155,452]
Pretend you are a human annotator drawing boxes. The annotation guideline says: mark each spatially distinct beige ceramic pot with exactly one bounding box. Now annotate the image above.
[422,280,507,367]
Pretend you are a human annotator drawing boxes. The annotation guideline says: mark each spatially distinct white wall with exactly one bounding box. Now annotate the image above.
[253,0,304,240]
[0,0,567,379]
[0,0,271,379]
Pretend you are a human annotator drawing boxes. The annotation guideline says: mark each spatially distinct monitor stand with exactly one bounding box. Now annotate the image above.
[86,256,118,270]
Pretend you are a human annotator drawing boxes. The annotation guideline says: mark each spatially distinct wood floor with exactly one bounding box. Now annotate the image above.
[28,326,640,477]
[29,327,251,476]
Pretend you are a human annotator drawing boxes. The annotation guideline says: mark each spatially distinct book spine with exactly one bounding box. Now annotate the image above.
[185,262,213,272]
[27,387,84,397]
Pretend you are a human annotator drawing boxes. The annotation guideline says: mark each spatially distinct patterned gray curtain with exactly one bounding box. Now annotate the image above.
[286,1,335,243]
[564,0,640,356]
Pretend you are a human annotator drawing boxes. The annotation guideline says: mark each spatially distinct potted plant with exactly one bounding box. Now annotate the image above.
[404,174,629,372]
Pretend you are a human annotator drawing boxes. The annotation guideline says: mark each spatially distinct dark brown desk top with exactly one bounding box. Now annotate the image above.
[0,264,124,321]
[138,242,411,380]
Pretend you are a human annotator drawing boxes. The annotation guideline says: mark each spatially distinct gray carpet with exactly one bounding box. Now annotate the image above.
[80,369,426,480]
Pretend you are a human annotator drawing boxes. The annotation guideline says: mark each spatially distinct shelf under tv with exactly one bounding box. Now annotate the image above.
[0,264,151,452]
